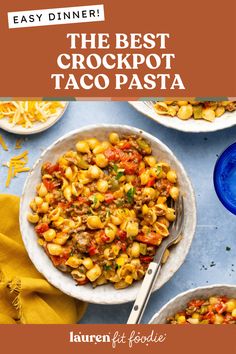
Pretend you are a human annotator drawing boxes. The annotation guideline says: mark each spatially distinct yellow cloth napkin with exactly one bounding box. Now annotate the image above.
[0,194,87,324]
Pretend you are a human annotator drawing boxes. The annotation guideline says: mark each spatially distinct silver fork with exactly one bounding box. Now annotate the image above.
[127,196,184,324]
[144,101,157,110]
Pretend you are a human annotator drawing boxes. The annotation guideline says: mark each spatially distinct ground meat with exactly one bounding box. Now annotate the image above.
[74,231,92,253]
[83,153,93,164]
[81,215,88,224]
[72,207,89,215]
[57,264,70,272]
[68,225,86,235]
[133,200,142,211]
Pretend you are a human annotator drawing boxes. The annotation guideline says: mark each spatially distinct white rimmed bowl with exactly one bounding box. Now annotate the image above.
[149,284,236,323]
[20,124,196,304]
[0,102,68,135]
[129,101,236,133]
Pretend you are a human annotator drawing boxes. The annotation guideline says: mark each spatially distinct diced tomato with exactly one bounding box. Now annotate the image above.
[88,245,98,256]
[76,278,89,286]
[50,164,61,173]
[140,256,154,263]
[50,255,64,266]
[43,179,57,191]
[35,223,49,234]
[120,142,131,150]
[146,177,156,187]
[121,243,127,252]
[104,147,115,161]
[104,147,124,162]
[136,232,162,246]
[104,147,141,164]
[104,146,141,175]
[101,232,110,243]
[203,102,211,108]
[104,193,115,204]
[120,150,142,174]
[215,302,227,314]
[43,162,61,174]
[117,229,127,240]
[219,296,228,303]
[188,299,205,308]
[50,253,70,267]
[131,150,142,162]
[120,161,138,175]
[42,162,52,173]
[203,311,215,323]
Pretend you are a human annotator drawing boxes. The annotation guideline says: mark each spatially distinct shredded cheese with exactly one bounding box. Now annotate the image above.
[3,150,30,187]
[0,134,8,151]
[0,101,65,128]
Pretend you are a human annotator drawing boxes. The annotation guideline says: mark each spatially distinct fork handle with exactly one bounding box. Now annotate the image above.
[127,262,161,324]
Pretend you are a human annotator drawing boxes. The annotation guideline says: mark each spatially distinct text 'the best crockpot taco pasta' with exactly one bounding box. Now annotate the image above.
[168,296,236,324]
[28,133,180,289]
[154,100,236,122]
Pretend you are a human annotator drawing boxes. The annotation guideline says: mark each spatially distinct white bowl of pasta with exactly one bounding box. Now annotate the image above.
[129,100,236,133]
[20,125,196,305]
[149,284,236,324]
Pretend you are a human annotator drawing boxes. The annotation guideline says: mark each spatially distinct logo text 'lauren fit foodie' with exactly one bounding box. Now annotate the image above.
[69,330,167,348]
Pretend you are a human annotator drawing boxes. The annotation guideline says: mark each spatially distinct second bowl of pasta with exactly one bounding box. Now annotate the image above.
[149,284,236,324]
[129,100,236,133]
[20,125,196,304]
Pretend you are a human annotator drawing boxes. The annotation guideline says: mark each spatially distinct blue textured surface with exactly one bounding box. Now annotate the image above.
[1,101,236,324]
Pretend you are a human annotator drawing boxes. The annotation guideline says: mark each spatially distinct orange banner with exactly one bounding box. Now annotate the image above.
[1,325,236,354]
[0,0,235,98]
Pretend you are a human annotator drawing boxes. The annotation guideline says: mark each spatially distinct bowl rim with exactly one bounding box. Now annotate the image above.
[128,101,236,133]
[20,124,197,304]
[0,102,69,135]
[213,142,236,215]
[149,283,236,324]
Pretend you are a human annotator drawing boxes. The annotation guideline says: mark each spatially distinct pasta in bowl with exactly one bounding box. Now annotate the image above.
[153,100,236,122]
[129,100,236,133]
[20,125,196,304]
[167,295,236,324]
[27,133,179,289]
[149,285,236,324]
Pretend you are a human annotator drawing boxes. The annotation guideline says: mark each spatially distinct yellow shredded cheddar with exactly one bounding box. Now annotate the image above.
[13,167,30,177]
[0,101,65,128]
[6,165,13,188]
[3,150,30,187]
[11,151,29,160]
[0,134,8,151]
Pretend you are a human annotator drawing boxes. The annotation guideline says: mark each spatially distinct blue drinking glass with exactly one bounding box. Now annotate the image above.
[214,142,236,215]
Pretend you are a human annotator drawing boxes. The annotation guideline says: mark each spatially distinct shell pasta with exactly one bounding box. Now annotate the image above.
[154,100,236,122]
[28,133,180,289]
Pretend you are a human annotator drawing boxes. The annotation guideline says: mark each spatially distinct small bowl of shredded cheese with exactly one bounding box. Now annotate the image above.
[0,101,68,135]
